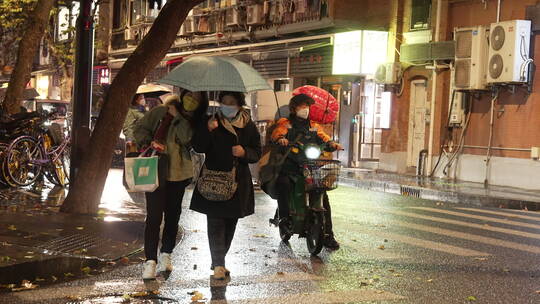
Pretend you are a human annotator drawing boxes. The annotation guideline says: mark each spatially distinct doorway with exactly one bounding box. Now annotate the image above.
[407,80,427,168]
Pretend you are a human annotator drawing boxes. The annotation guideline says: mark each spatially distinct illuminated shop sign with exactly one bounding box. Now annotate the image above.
[332,30,389,75]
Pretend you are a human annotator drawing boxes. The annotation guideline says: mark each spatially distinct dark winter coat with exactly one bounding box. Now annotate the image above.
[190,112,262,218]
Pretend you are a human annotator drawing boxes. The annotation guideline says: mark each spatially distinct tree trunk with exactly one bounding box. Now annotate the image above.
[60,0,203,214]
[2,0,55,114]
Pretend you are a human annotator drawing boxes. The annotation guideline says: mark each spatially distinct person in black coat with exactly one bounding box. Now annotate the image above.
[190,91,261,280]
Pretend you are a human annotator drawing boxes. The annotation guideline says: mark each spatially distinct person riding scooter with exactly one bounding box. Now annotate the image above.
[271,93,342,250]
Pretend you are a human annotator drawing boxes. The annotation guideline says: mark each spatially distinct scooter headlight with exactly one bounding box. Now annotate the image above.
[305,145,322,159]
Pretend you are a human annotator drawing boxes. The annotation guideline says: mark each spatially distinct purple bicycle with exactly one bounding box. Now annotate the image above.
[4,112,70,187]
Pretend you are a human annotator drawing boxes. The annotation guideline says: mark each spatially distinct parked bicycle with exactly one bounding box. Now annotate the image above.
[1,110,70,187]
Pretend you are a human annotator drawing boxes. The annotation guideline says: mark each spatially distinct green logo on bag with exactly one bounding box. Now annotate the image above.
[132,157,158,185]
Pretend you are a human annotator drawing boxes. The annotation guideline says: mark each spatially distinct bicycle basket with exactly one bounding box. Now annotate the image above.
[302,159,341,190]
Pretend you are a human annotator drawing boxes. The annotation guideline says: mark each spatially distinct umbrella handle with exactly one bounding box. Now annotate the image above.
[273,90,282,118]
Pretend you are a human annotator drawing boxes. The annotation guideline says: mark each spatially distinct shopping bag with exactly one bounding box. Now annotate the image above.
[124,149,160,192]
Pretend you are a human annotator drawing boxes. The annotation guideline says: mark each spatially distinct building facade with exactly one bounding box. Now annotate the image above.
[105,0,540,191]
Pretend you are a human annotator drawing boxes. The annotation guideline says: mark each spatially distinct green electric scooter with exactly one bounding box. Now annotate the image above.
[269,141,341,255]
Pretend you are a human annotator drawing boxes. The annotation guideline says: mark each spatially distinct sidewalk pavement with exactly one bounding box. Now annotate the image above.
[339,168,540,211]
[0,170,148,290]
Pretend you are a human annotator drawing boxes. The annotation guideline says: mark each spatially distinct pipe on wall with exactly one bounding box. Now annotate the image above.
[463,145,532,152]
[497,0,501,22]
[426,0,444,175]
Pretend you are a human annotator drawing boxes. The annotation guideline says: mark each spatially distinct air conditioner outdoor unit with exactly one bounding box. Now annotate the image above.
[184,16,197,33]
[226,8,243,27]
[247,4,264,25]
[487,20,532,84]
[454,25,489,90]
[374,62,402,84]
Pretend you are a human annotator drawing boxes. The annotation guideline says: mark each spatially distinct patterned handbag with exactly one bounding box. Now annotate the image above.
[197,162,238,201]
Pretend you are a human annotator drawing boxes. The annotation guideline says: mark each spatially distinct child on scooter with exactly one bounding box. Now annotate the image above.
[271,93,342,250]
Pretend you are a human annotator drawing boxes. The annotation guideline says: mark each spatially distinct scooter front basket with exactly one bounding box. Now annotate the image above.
[302,159,341,190]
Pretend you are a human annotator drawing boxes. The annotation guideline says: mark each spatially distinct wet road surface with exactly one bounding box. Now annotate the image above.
[2,185,539,303]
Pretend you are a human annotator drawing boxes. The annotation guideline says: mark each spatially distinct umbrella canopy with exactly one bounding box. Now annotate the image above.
[136,83,172,97]
[293,85,339,124]
[159,56,272,92]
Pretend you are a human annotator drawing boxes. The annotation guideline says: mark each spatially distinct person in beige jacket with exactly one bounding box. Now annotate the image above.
[134,91,208,279]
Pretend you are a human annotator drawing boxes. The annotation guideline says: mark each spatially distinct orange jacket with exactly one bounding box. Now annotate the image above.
[271,118,331,143]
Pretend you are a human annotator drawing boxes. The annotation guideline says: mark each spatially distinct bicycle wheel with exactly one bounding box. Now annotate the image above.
[0,143,11,187]
[6,137,43,186]
[48,143,70,187]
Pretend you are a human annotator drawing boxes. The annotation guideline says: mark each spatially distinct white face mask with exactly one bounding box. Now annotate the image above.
[296,108,310,120]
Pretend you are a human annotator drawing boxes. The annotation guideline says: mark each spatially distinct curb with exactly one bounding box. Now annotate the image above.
[339,177,540,211]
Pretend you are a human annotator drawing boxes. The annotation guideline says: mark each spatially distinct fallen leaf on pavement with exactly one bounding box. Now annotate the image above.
[24,256,34,259]
[0,256,11,262]
[7,225,16,231]
[193,264,197,270]
[277,272,285,275]
[393,273,403,277]
[66,296,82,300]
[81,266,91,274]
[131,291,148,297]
[426,279,434,283]
[253,234,269,238]
[190,291,205,301]
[35,277,45,282]
[11,280,38,292]
[122,293,132,300]
[75,226,84,230]
[502,268,510,272]
[474,257,488,261]
[249,248,256,252]
[378,245,385,250]
[375,290,385,294]
[466,296,477,301]
[51,276,57,281]
[119,257,130,265]
[55,229,63,232]
[191,247,198,250]
[64,272,74,277]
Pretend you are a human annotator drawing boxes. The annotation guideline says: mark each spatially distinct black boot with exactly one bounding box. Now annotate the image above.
[323,233,340,250]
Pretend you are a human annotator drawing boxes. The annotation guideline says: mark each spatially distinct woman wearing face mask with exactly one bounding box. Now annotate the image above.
[270,93,343,249]
[123,94,146,153]
[190,91,261,280]
[134,90,208,280]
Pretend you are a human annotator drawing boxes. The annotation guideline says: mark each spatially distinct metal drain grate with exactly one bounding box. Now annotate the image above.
[36,234,101,254]
[400,186,421,198]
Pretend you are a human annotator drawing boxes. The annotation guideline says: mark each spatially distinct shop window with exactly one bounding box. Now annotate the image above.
[129,0,145,25]
[410,0,431,31]
[113,0,129,29]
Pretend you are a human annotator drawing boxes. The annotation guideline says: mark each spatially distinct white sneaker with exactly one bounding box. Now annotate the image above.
[142,260,157,279]
[158,252,173,272]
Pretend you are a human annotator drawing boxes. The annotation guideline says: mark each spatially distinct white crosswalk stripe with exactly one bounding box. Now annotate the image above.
[410,207,540,230]
[455,207,540,221]
[389,220,540,254]
[378,208,540,240]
